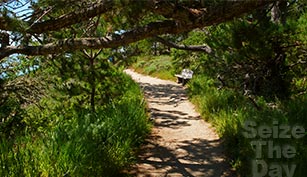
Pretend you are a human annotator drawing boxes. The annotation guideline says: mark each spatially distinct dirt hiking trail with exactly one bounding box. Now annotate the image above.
[125,69,234,177]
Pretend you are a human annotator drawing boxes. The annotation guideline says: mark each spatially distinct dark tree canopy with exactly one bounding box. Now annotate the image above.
[0,0,276,59]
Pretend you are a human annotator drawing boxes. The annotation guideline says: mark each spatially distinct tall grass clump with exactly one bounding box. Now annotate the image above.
[188,75,307,177]
[0,73,151,177]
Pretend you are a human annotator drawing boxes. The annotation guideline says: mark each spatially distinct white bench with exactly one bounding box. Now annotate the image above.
[175,69,193,85]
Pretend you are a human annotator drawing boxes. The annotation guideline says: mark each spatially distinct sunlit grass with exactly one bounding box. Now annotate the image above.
[132,55,176,81]
[188,75,307,177]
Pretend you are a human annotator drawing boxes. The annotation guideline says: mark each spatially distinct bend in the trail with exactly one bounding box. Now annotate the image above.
[125,69,234,177]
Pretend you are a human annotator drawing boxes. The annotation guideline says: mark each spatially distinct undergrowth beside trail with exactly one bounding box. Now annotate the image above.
[0,72,151,177]
[188,75,307,177]
[131,55,176,81]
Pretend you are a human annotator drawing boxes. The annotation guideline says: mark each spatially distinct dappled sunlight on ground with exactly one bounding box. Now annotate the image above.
[124,69,234,177]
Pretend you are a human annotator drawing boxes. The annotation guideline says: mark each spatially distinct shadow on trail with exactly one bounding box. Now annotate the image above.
[140,83,188,105]
[135,136,229,177]
[149,108,201,129]
[126,73,234,176]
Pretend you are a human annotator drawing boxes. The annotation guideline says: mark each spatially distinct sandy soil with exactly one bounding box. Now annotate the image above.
[124,69,234,177]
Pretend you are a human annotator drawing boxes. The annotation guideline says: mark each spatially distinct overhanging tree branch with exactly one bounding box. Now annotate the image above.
[151,0,276,26]
[28,0,115,34]
[155,36,213,54]
[1,0,276,34]
[0,0,277,59]
[0,20,183,59]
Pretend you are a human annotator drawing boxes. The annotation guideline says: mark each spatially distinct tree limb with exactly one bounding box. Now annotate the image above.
[0,0,276,59]
[151,0,276,26]
[28,0,115,34]
[1,0,275,34]
[155,36,213,54]
[0,20,183,59]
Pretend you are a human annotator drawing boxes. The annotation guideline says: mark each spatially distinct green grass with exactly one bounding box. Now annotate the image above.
[132,55,176,81]
[188,75,307,177]
[0,73,151,177]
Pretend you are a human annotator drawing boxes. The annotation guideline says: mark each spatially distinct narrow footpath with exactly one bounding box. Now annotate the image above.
[125,69,234,177]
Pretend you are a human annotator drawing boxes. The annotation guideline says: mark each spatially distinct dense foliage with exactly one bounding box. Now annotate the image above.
[1,1,154,176]
[172,12,307,99]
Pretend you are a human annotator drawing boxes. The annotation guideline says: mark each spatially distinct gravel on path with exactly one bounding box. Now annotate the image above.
[124,69,234,177]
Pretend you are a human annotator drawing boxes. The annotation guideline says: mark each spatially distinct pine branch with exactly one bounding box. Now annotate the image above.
[0,0,276,59]
[155,36,213,54]
[0,20,182,59]
[28,0,115,34]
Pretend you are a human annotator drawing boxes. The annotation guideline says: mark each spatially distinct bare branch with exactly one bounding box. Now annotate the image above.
[155,36,213,54]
